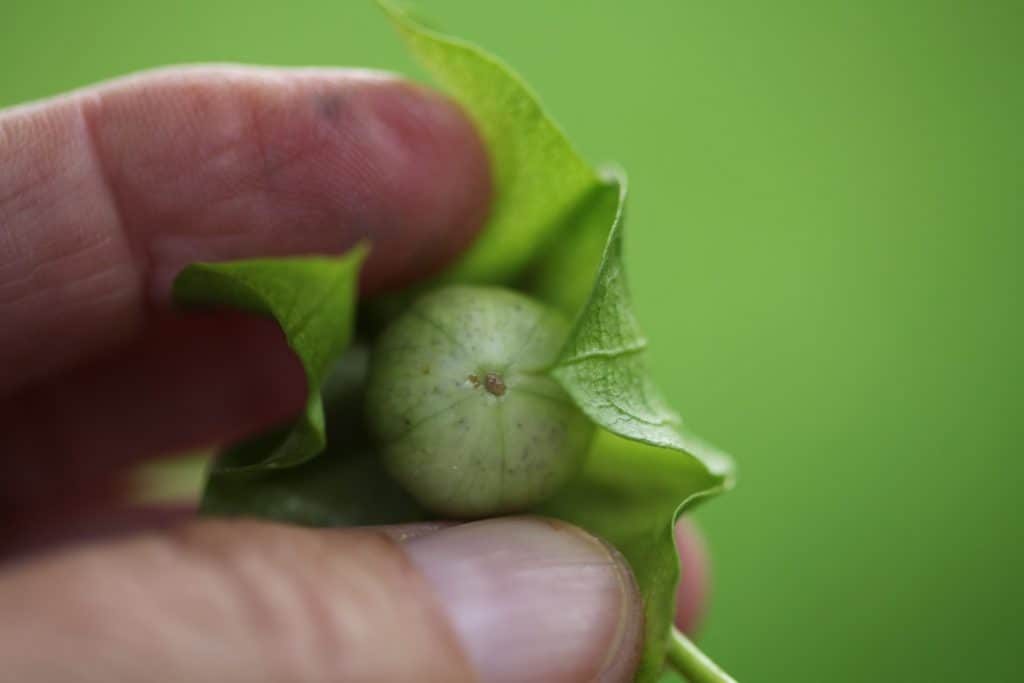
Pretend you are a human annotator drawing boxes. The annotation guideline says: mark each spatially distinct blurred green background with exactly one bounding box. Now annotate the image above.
[5,1,1022,680]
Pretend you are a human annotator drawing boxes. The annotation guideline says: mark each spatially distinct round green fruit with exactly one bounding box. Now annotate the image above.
[365,285,594,517]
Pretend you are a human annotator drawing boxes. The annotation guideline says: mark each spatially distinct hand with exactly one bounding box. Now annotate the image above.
[0,67,707,682]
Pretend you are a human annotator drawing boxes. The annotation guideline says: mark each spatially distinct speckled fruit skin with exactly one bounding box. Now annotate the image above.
[365,285,594,518]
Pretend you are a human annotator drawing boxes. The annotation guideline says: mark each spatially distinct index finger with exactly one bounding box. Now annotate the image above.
[0,66,491,394]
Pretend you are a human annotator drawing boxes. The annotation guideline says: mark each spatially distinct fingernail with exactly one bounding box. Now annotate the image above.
[370,522,455,543]
[403,517,643,683]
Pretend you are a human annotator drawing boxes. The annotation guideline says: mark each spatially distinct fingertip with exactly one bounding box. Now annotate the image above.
[674,517,711,635]
[350,81,492,293]
[403,517,643,682]
[84,66,492,301]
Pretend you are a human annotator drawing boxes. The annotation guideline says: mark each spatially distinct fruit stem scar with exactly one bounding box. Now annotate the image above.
[484,372,506,396]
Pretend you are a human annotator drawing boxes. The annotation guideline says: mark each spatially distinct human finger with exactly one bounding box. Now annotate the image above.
[0,516,642,682]
[675,517,711,635]
[0,65,491,394]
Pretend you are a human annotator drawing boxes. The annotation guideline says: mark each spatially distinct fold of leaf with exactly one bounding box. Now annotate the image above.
[549,174,734,480]
[518,179,622,317]
[172,249,366,470]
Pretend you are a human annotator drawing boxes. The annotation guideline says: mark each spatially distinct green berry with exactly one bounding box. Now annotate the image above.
[365,285,594,517]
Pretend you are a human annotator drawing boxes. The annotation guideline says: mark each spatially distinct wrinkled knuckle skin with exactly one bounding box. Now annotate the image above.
[165,520,476,682]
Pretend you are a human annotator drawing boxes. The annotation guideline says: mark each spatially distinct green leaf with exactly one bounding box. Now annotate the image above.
[550,175,733,480]
[173,248,366,470]
[518,178,622,317]
[381,0,603,287]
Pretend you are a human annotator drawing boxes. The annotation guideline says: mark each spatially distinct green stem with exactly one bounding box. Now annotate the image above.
[666,627,738,683]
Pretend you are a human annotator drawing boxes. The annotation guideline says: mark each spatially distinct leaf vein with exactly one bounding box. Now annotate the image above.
[558,339,648,365]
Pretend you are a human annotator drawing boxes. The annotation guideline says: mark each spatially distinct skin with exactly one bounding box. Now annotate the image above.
[0,67,709,681]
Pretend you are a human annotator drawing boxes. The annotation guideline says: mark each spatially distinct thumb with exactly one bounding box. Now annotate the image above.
[0,517,643,682]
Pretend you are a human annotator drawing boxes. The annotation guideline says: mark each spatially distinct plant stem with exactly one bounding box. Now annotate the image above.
[666,627,738,683]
